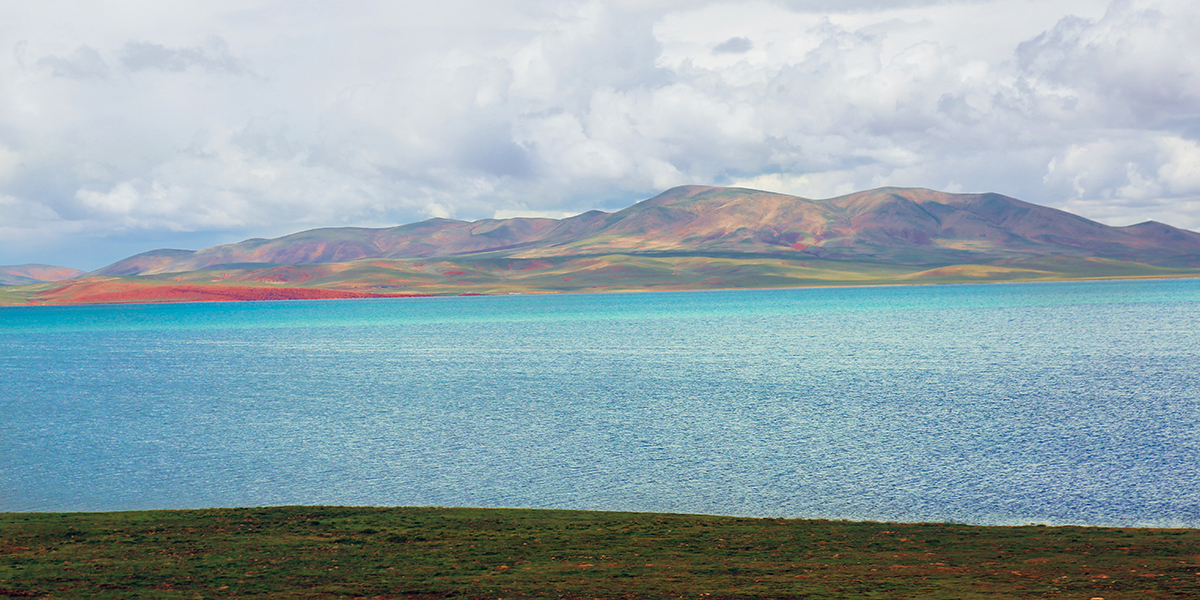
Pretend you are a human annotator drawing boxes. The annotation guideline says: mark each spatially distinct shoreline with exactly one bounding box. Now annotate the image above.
[4,504,1195,531]
[3,270,1200,308]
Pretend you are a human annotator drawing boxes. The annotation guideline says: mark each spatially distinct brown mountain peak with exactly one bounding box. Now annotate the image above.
[86,185,1200,279]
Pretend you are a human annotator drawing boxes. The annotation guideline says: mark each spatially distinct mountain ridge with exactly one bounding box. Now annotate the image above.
[91,185,1200,277]
[4,185,1199,305]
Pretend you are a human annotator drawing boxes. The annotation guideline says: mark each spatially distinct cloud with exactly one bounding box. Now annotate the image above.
[35,45,110,79]
[777,0,991,11]
[713,36,752,54]
[120,36,252,76]
[1045,134,1200,210]
[70,124,395,232]
[2,0,1199,269]
[1016,0,1200,128]
[492,208,581,220]
[0,145,20,182]
[1025,0,1200,223]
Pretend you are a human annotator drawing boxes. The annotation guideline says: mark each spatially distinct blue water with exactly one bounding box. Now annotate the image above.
[2,279,1198,527]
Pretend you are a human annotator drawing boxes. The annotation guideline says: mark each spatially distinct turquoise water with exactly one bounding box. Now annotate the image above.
[2,279,1198,526]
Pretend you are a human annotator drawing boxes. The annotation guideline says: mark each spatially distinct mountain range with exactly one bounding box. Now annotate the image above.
[4,185,1200,305]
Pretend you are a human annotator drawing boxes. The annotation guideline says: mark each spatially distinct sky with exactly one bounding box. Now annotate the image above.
[2,0,1199,270]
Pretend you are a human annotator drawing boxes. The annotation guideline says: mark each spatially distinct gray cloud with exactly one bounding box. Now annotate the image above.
[35,45,109,79]
[1017,2,1200,128]
[776,0,992,12]
[1011,0,1200,216]
[713,36,752,54]
[1,0,1198,270]
[120,36,251,76]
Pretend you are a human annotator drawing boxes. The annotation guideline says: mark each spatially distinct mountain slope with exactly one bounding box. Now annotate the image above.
[0,264,86,286]
[92,186,1200,278]
[5,185,1199,305]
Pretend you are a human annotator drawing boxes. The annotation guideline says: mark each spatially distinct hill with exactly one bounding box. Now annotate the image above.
[93,186,1200,274]
[5,186,1200,305]
[0,264,86,286]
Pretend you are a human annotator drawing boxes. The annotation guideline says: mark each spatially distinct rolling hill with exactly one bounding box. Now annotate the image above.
[0,264,87,286]
[5,185,1200,305]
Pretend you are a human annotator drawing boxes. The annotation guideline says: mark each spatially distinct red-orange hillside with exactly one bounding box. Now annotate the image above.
[27,278,428,305]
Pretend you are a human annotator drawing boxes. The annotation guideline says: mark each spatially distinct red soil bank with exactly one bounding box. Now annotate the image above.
[31,279,424,305]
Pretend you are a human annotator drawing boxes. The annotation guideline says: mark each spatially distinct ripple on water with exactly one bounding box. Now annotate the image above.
[1,279,1198,526]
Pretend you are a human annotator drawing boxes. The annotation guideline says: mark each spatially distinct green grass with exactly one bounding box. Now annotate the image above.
[2,506,1197,599]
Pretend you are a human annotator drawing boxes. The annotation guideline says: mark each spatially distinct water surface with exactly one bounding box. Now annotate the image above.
[2,279,1198,526]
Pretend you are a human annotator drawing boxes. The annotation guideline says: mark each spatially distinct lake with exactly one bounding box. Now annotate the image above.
[2,279,1198,527]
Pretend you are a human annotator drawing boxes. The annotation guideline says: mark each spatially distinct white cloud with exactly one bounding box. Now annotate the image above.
[492,208,581,220]
[727,172,859,199]
[1157,137,1200,196]
[1016,0,1200,127]
[77,181,141,215]
[1045,134,1200,220]
[1,0,1199,269]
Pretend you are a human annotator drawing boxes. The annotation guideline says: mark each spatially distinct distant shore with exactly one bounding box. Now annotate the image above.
[3,269,1200,307]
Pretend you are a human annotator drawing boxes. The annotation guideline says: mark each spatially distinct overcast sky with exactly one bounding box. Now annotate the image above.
[3,0,1198,269]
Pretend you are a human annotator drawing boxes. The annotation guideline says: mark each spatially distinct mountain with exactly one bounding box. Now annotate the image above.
[94,186,1200,277]
[0,264,86,286]
[7,186,1200,305]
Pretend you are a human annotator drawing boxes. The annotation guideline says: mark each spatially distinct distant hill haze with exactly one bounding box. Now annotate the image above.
[0,264,87,286]
[95,186,1200,277]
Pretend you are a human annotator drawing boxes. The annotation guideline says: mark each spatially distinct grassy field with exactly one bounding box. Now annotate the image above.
[1,506,1197,599]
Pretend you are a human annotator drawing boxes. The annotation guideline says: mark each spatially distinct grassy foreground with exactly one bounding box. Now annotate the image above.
[1,506,1197,599]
